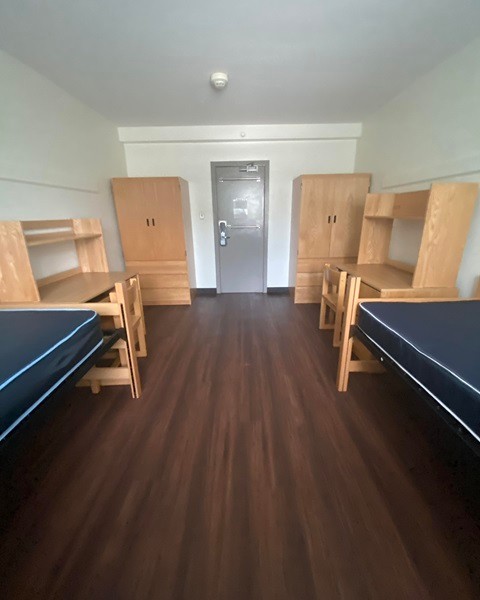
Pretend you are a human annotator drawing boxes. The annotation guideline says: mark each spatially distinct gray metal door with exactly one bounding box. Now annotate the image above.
[212,162,268,293]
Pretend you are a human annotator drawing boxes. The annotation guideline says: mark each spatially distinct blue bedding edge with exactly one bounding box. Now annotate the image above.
[0,338,103,442]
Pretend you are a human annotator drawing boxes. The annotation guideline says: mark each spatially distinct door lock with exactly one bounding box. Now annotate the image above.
[218,220,230,246]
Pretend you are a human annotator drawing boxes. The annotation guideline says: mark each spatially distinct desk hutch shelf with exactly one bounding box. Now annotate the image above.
[0,218,110,303]
[336,182,478,298]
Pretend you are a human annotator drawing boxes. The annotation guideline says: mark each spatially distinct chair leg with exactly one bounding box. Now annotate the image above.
[337,333,354,391]
[136,319,147,358]
[319,264,330,329]
[319,297,328,329]
[131,276,147,357]
[333,308,343,348]
[333,272,347,348]
[134,275,146,332]
[115,282,142,398]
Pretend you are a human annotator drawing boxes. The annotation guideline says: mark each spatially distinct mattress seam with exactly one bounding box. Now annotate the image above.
[360,304,480,398]
[0,310,99,392]
[0,338,103,441]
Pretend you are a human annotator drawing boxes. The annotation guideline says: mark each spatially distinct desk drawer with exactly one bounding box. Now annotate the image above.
[294,286,322,303]
[126,260,188,274]
[297,259,328,273]
[142,288,191,305]
[139,273,189,289]
[359,282,381,298]
[296,272,323,287]
[128,264,191,305]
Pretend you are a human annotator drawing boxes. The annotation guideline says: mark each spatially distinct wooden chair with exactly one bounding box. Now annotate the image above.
[82,275,146,398]
[109,276,147,359]
[77,288,142,398]
[336,276,384,392]
[82,277,147,398]
[319,264,348,347]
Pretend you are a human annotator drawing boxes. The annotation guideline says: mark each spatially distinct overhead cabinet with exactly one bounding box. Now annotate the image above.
[289,174,371,303]
[112,177,196,305]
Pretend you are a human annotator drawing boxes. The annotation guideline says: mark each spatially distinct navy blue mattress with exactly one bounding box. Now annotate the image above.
[0,309,103,441]
[358,300,480,442]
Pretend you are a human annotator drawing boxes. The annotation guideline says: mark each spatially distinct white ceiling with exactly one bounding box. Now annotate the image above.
[0,0,479,126]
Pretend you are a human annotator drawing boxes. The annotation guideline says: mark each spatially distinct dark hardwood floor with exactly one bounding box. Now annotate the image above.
[1,294,480,599]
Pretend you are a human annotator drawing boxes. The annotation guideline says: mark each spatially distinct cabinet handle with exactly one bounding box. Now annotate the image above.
[328,216,331,223]
[152,218,155,226]
[146,218,150,226]
[333,215,337,223]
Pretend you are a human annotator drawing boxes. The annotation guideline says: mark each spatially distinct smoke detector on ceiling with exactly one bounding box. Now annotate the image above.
[210,72,228,90]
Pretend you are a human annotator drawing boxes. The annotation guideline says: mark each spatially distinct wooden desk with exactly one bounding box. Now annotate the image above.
[335,263,458,299]
[39,271,137,303]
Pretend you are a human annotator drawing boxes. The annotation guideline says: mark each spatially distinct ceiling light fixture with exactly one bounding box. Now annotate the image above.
[210,72,228,90]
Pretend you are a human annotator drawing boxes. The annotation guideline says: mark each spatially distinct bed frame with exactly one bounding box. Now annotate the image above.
[336,275,480,453]
[0,276,145,398]
[337,276,480,392]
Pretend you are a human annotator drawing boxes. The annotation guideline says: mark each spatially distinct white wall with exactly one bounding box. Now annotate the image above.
[121,126,359,287]
[355,36,480,296]
[0,50,127,278]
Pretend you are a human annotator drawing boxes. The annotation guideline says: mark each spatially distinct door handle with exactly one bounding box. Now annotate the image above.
[228,225,261,229]
[333,215,337,223]
[146,218,150,226]
[218,220,230,246]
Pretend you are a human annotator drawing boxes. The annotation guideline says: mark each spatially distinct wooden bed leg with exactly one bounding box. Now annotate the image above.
[91,381,101,394]
[336,276,360,392]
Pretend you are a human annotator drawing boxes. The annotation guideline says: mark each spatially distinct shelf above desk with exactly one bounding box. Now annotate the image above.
[25,232,102,247]
[39,271,137,303]
[0,218,112,303]
[356,184,478,290]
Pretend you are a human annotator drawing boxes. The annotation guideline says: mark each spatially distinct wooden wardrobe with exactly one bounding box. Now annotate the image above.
[289,173,371,303]
[112,177,195,305]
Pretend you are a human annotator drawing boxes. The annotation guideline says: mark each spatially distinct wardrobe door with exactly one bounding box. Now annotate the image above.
[329,175,370,258]
[298,177,334,258]
[112,178,160,261]
[147,178,186,260]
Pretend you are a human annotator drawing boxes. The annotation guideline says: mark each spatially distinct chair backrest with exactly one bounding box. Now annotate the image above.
[109,277,143,324]
[323,264,347,296]
[111,279,142,397]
